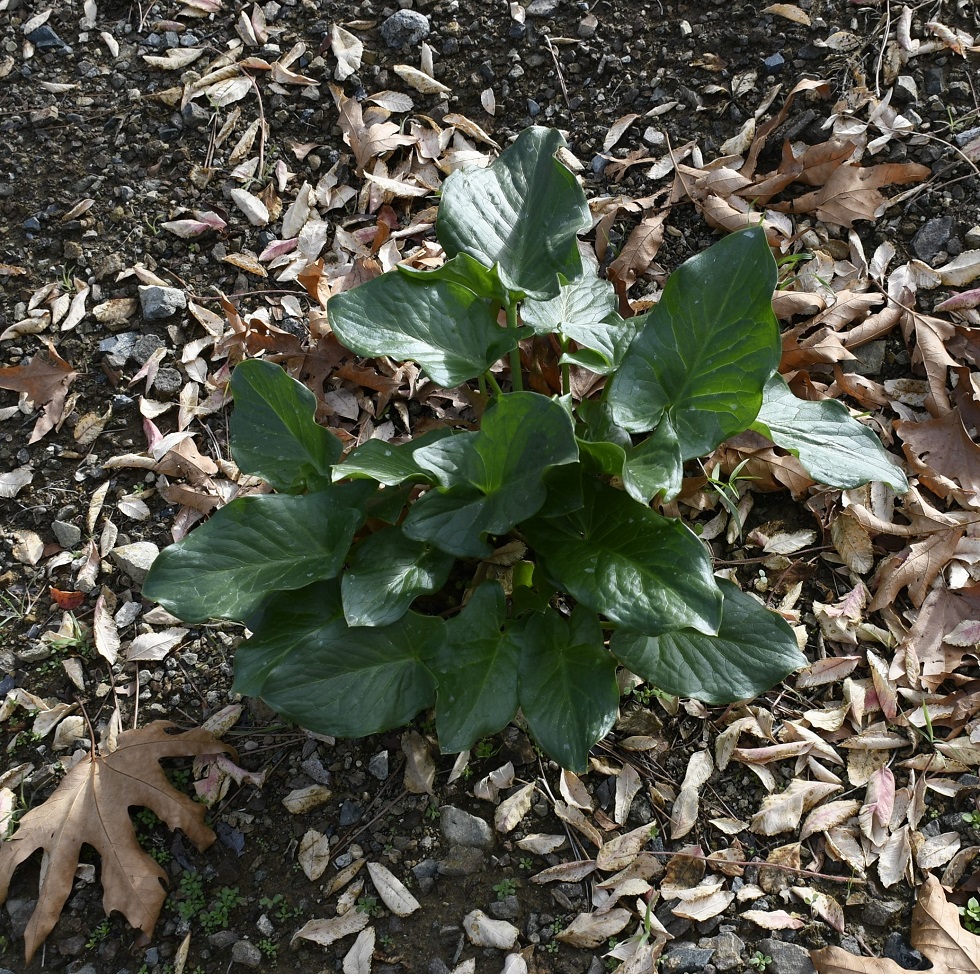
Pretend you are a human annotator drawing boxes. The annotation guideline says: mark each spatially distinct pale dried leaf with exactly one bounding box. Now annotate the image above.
[556,908,631,948]
[744,909,805,930]
[292,909,369,947]
[93,587,120,665]
[342,926,375,974]
[463,910,519,949]
[495,782,536,834]
[331,24,363,81]
[282,784,332,814]
[366,862,420,916]
[298,829,331,881]
[516,834,566,855]
[671,749,712,839]
[401,730,435,795]
[393,64,450,95]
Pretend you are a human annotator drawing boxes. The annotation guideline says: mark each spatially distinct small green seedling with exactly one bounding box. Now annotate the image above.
[749,951,773,972]
[962,897,980,934]
[144,126,908,772]
[493,878,518,900]
[962,809,980,830]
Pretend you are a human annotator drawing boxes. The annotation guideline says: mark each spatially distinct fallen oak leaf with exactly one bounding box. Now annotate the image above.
[811,875,980,974]
[0,721,234,963]
[0,341,76,407]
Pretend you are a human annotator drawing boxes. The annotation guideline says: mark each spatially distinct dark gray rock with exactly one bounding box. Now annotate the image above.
[231,939,263,967]
[339,800,363,827]
[368,750,389,780]
[152,367,183,396]
[181,102,211,129]
[300,754,331,785]
[27,25,70,50]
[133,333,166,363]
[912,216,954,263]
[892,75,918,104]
[138,284,186,320]
[489,894,520,920]
[883,932,929,970]
[756,939,816,974]
[862,898,906,927]
[209,930,239,949]
[700,932,745,971]
[440,806,493,849]
[379,10,430,49]
[437,844,485,877]
[839,340,886,377]
[5,897,36,939]
[662,946,715,974]
[53,519,82,548]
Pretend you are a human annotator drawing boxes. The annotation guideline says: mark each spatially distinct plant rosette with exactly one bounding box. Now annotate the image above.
[143,126,908,771]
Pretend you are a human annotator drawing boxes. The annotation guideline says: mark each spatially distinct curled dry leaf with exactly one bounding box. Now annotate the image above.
[393,64,451,95]
[401,729,435,794]
[516,833,566,855]
[671,749,713,839]
[494,781,536,833]
[366,862,420,917]
[342,926,375,974]
[93,587,120,665]
[126,628,189,661]
[556,908,632,948]
[331,24,363,81]
[282,784,332,814]
[463,909,519,949]
[292,908,369,947]
[743,909,805,930]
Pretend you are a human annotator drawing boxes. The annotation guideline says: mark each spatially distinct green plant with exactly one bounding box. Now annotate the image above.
[474,738,498,760]
[356,895,384,918]
[493,878,518,900]
[519,856,534,871]
[423,802,441,821]
[175,871,206,925]
[962,897,980,934]
[749,951,773,972]
[143,126,908,772]
[257,937,278,961]
[963,810,980,830]
[86,919,110,950]
[199,886,245,934]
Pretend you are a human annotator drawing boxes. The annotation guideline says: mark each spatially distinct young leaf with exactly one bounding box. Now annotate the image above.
[403,392,579,557]
[327,271,517,387]
[622,416,683,504]
[233,582,441,737]
[341,527,454,627]
[230,359,341,493]
[611,578,806,704]
[522,478,723,637]
[142,487,367,623]
[398,252,510,305]
[437,126,591,299]
[751,373,909,493]
[332,430,449,486]
[523,274,639,374]
[429,582,520,752]
[511,605,619,772]
[608,226,780,455]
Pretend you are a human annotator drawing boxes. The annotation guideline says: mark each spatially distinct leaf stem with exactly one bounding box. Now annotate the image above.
[560,336,571,398]
[506,302,523,392]
[485,371,503,396]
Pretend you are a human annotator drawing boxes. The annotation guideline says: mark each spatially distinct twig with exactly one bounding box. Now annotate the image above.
[542,34,570,109]
[642,848,866,884]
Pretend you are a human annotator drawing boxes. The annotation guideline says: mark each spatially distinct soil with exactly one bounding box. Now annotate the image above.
[1,1,979,973]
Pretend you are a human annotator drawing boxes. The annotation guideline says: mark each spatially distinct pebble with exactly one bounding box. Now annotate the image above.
[300,754,331,785]
[489,894,520,920]
[27,25,70,50]
[152,367,183,396]
[368,750,389,780]
[53,519,82,548]
[379,10,430,48]
[699,931,745,971]
[437,844,485,877]
[663,946,715,974]
[133,333,166,364]
[231,939,263,968]
[114,600,142,627]
[110,541,160,584]
[526,0,559,16]
[138,284,187,320]
[440,806,493,849]
[862,898,906,927]
[883,931,929,970]
[762,52,785,71]
[181,102,211,129]
[755,939,816,974]
[256,913,274,936]
[839,340,886,377]
[892,75,918,104]
[339,800,364,827]
[22,216,41,232]
[964,225,980,249]
[912,216,954,263]
[209,930,238,949]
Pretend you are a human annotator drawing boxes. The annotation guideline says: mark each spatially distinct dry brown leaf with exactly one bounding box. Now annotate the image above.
[811,875,979,974]
[897,412,980,508]
[342,927,375,974]
[762,3,811,25]
[744,909,805,930]
[0,341,76,407]
[671,749,712,839]
[401,729,435,794]
[292,908,369,947]
[298,829,330,881]
[556,908,631,948]
[495,782,536,833]
[0,722,232,963]
[331,24,363,81]
[751,780,841,835]
[393,64,450,95]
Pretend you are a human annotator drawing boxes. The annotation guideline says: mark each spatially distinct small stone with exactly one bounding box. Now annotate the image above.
[27,25,70,50]
[862,898,905,927]
[300,754,331,785]
[839,340,886,377]
[440,806,493,849]
[883,932,929,970]
[526,0,559,16]
[114,600,142,627]
[14,643,53,664]
[62,240,83,261]
[912,216,954,264]
[133,333,166,364]
[209,930,239,949]
[699,932,745,971]
[256,914,274,937]
[437,844,485,877]
[966,226,980,249]
[762,52,785,71]
[231,939,263,968]
[110,541,160,584]
[5,897,36,939]
[368,750,389,780]
[379,10,430,48]
[181,102,211,129]
[339,800,363,827]
[23,216,41,232]
[152,367,183,396]
[489,894,520,920]
[57,934,86,956]
[52,520,82,548]
[663,946,715,974]
[138,284,186,320]
[892,75,918,104]
[527,98,541,117]
[756,939,816,974]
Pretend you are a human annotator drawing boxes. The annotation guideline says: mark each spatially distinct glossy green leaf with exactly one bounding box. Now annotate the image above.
[611,578,806,704]
[751,374,909,493]
[342,527,455,627]
[521,478,722,636]
[333,430,450,486]
[438,127,591,299]
[575,400,628,477]
[327,271,517,387]
[142,487,365,623]
[622,416,683,505]
[429,583,520,752]
[523,274,639,374]
[398,253,510,305]
[403,392,579,557]
[608,226,780,456]
[233,582,441,737]
[229,359,341,493]
[512,605,618,772]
